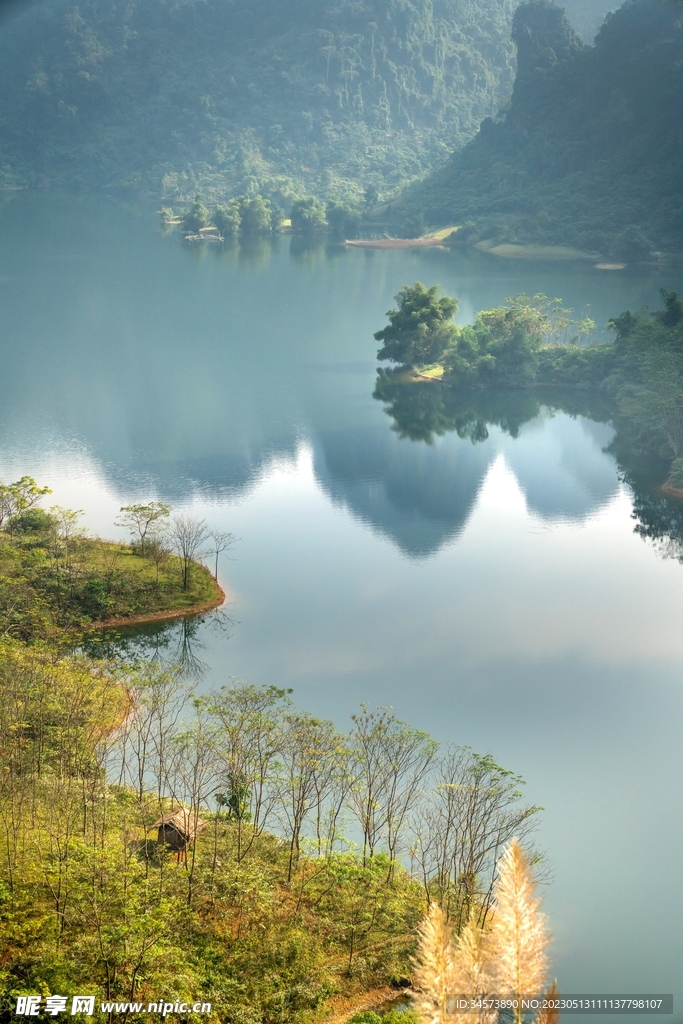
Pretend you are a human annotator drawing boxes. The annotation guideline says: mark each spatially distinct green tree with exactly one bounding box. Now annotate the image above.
[12,506,56,535]
[0,476,52,536]
[374,283,460,367]
[269,203,285,232]
[49,506,86,567]
[237,195,272,234]
[212,202,241,236]
[290,196,327,233]
[612,225,655,263]
[654,289,683,329]
[348,705,437,874]
[364,185,379,208]
[182,198,210,233]
[400,213,425,239]
[277,711,342,881]
[326,200,360,237]
[115,501,172,556]
[204,681,292,862]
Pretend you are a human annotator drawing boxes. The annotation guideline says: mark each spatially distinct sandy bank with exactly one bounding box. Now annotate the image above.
[346,237,444,249]
[475,240,594,260]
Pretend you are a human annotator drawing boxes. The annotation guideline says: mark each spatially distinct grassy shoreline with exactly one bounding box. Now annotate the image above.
[0,527,222,642]
[92,575,226,629]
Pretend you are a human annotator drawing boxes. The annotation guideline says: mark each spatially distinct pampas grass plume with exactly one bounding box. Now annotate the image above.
[411,903,458,1024]
[489,838,549,1024]
[451,913,497,1024]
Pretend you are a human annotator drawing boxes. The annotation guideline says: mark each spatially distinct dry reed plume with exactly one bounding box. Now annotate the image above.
[411,903,459,1024]
[451,913,497,1024]
[411,839,553,1024]
[488,838,549,1024]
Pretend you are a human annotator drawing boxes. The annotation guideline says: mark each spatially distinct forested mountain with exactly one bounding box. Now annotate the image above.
[394,0,683,256]
[0,0,522,204]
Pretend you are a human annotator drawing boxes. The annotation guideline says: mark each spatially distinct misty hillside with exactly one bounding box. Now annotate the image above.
[0,0,525,204]
[393,0,683,255]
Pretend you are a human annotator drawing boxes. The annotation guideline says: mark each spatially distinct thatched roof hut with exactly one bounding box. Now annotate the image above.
[151,808,208,851]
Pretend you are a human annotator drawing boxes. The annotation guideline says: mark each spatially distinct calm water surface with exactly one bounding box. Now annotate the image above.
[1,193,682,1017]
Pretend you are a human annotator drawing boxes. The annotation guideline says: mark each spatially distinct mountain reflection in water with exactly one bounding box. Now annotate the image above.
[310,384,620,557]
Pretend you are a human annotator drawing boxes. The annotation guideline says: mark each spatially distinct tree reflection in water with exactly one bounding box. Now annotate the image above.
[373,368,683,562]
[82,607,233,680]
[373,369,612,444]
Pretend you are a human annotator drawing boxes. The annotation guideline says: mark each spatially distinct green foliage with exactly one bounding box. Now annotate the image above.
[0,0,520,204]
[382,1010,418,1024]
[374,284,460,367]
[443,294,605,388]
[667,458,683,489]
[183,198,210,233]
[612,226,655,263]
[269,203,285,232]
[536,345,615,387]
[12,508,56,535]
[395,0,683,255]
[237,195,273,234]
[213,202,241,236]
[605,296,683,467]
[351,1011,417,1024]
[326,201,361,238]
[115,502,172,556]
[399,215,426,240]
[0,476,53,537]
[654,289,683,329]
[290,197,327,233]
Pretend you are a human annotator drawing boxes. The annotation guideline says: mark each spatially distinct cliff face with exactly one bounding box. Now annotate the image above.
[395,0,683,256]
[509,0,586,115]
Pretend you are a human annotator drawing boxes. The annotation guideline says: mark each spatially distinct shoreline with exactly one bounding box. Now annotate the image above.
[345,237,443,249]
[90,577,226,631]
[662,482,683,500]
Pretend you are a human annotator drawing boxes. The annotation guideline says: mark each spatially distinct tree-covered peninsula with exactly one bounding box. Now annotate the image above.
[373,284,683,488]
[0,485,224,641]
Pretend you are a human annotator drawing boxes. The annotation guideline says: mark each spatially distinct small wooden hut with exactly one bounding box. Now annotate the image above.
[151,808,208,860]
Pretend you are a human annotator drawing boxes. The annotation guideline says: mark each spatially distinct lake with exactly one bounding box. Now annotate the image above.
[1,192,682,1019]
